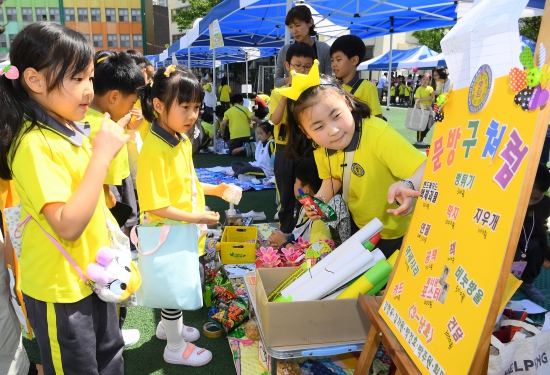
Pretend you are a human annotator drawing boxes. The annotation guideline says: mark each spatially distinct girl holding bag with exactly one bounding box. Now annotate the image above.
[137,65,229,367]
[413,73,435,148]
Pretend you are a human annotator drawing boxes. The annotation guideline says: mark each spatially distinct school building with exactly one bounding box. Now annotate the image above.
[0,0,158,61]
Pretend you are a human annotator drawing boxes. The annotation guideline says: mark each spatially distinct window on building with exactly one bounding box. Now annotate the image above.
[0,35,6,48]
[77,8,88,22]
[64,8,75,22]
[49,8,60,22]
[6,8,17,21]
[120,34,130,48]
[91,8,101,22]
[8,34,16,45]
[93,34,103,48]
[153,0,167,5]
[35,7,47,21]
[0,8,4,23]
[119,9,129,22]
[131,9,141,22]
[22,8,33,22]
[105,8,115,22]
[107,34,118,48]
[133,34,143,48]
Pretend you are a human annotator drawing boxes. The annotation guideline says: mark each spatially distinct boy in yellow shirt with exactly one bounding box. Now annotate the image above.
[330,35,382,118]
[86,52,144,232]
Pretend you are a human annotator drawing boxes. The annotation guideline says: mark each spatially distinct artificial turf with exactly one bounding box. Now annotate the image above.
[22,105,431,374]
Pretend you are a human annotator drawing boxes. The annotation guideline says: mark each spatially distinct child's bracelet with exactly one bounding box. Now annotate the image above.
[400,179,415,191]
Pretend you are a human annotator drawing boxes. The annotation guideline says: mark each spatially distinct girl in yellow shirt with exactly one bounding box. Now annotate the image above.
[137,65,229,367]
[413,73,435,147]
[0,22,128,374]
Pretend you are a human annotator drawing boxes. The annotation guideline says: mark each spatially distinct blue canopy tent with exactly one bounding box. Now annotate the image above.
[358,46,438,71]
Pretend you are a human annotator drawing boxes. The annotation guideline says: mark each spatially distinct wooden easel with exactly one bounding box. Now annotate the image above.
[354,2,550,374]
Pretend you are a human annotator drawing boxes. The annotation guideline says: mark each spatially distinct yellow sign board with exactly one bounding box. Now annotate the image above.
[380,72,539,374]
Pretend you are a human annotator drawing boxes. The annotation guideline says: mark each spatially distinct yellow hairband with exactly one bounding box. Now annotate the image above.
[96,56,108,64]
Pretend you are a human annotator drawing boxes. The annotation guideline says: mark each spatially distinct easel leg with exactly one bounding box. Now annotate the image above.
[354,327,381,375]
[271,356,277,375]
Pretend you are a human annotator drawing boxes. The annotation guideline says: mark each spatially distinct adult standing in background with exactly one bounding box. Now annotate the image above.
[377,72,388,103]
[274,5,332,87]
[433,68,451,96]
[202,74,214,116]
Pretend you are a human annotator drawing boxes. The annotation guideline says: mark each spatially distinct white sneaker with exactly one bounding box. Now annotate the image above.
[156,322,200,342]
[274,212,279,220]
[241,211,266,220]
[414,141,429,148]
[163,343,213,366]
[122,329,140,348]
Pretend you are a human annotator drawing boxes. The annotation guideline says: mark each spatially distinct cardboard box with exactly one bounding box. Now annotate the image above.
[256,267,372,347]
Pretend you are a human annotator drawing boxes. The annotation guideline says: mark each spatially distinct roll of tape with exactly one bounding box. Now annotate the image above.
[203,322,223,338]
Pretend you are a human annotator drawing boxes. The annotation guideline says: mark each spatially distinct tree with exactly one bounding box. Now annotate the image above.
[411,27,451,53]
[519,16,541,42]
[174,0,223,32]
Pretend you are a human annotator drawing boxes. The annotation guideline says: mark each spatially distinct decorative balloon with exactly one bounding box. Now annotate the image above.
[412,67,419,73]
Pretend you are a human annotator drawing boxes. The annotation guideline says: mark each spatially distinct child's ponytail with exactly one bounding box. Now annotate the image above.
[139,80,156,123]
[0,22,94,180]
[0,73,28,180]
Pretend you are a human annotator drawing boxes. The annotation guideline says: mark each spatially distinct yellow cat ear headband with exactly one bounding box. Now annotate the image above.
[277,59,334,101]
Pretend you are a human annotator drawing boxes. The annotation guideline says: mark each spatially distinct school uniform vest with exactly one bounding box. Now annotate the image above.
[250,138,274,178]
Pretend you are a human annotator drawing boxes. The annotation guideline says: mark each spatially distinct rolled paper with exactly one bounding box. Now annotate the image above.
[267,264,308,302]
[222,184,243,205]
[288,244,375,301]
[362,239,376,251]
[336,259,393,299]
[386,250,399,267]
[366,275,390,296]
[322,249,386,298]
[279,218,383,299]
[368,233,381,247]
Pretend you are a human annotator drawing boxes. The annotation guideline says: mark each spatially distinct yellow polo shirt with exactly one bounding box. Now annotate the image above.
[268,88,289,145]
[314,116,426,240]
[414,85,434,109]
[342,75,382,117]
[258,93,270,104]
[201,121,213,138]
[136,122,206,256]
[223,104,252,140]
[84,108,130,185]
[135,99,152,141]
[219,85,231,102]
[11,116,115,303]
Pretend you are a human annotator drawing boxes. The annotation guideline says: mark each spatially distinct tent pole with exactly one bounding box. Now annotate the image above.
[212,48,217,148]
[245,51,249,96]
[188,45,191,69]
[285,0,292,44]
[386,17,394,111]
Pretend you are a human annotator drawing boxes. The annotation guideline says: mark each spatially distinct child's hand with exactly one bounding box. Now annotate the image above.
[117,112,132,128]
[544,259,550,269]
[196,210,220,225]
[268,230,286,248]
[92,113,130,163]
[213,183,230,198]
[128,107,144,129]
[387,181,420,216]
[303,205,322,221]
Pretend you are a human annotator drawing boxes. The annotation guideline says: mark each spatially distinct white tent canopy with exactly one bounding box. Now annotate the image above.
[399,52,447,69]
